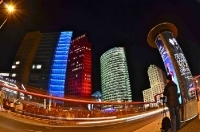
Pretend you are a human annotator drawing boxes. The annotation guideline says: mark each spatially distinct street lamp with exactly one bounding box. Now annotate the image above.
[0,4,15,29]
[196,80,199,98]
[7,5,15,12]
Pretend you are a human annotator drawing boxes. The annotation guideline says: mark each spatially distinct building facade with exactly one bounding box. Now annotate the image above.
[9,31,73,98]
[143,65,166,103]
[9,31,42,84]
[28,32,60,90]
[142,88,153,103]
[100,47,132,102]
[65,34,92,98]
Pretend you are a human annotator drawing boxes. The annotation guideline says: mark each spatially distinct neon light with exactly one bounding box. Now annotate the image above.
[48,31,72,97]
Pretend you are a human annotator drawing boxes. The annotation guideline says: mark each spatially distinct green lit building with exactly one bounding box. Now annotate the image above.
[100,47,132,102]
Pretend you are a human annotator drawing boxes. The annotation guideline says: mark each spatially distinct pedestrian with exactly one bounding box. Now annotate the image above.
[163,75,181,132]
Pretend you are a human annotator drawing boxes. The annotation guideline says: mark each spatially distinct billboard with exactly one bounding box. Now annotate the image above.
[155,31,194,103]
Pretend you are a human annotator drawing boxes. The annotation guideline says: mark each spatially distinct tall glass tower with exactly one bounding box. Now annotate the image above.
[9,31,42,84]
[48,31,72,97]
[100,47,132,102]
[10,31,73,98]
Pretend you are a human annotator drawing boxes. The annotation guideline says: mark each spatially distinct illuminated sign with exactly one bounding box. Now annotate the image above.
[5,78,16,83]
[155,31,194,102]
[155,36,182,103]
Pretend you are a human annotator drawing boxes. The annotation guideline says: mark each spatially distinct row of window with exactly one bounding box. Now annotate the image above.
[48,31,72,97]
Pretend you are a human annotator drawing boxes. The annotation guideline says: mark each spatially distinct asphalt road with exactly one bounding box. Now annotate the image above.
[0,113,162,132]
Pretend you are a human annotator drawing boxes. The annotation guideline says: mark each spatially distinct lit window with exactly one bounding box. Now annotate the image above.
[12,65,16,69]
[12,73,16,77]
[16,61,20,65]
[36,65,42,69]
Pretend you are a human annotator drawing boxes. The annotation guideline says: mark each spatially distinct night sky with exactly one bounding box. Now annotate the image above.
[0,0,200,101]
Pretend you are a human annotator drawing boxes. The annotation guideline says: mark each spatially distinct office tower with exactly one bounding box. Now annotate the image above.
[142,65,166,103]
[100,47,132,102]
[142,88,153,102]
[9,31,42,84]
[65,34,92,98]
[9,31,73,98]
[142,87,160,108]
[148,64,166,95]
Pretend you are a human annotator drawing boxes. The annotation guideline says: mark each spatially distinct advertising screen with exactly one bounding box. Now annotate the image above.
[161,31,194,101]
[155,36,182,104]
[155,31,194,102]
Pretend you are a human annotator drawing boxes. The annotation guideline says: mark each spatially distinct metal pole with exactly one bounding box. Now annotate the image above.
[0,18,8,29]
[196,80,199,101]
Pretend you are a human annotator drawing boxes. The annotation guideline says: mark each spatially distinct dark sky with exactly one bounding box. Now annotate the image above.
[0,0,200,101]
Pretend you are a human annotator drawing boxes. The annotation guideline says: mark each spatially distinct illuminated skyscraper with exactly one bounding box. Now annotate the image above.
[9,31,42,84]
[143,65,166,103]
[10,31,73,98]
[65,34,92,98]
[148,65,166,94]
[100,47,132,102]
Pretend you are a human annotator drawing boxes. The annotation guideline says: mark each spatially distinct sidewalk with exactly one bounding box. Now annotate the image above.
[135,100,200,132]
[179,116,200,132]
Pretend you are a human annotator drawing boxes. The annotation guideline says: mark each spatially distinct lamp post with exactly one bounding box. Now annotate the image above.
[196,80,199,101]
[0,4,15,29]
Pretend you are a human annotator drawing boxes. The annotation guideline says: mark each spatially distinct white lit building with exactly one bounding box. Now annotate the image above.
[143,65,166,105]
[148,65,166,87]
[142,88,153,102]
[100,47,132,102]
[0,73,9,77]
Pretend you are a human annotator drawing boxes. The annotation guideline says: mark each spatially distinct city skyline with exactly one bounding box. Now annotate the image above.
[0,0,200,101]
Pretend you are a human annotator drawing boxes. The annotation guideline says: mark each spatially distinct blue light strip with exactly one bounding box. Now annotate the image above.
[48,31,72,97]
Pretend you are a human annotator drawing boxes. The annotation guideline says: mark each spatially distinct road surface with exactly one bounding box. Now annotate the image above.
[0,112,162,132]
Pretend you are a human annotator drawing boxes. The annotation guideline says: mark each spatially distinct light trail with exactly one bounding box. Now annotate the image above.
[16,111,117,121]
[76,108,168,125]
[0,83,156,105]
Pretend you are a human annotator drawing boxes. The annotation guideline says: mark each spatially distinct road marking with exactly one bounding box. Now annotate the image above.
[25,129,34,131]
[45,127,52,129]
[25,129,43,132]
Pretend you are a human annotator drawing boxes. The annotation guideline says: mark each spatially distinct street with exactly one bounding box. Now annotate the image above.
[0,113,162,132]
